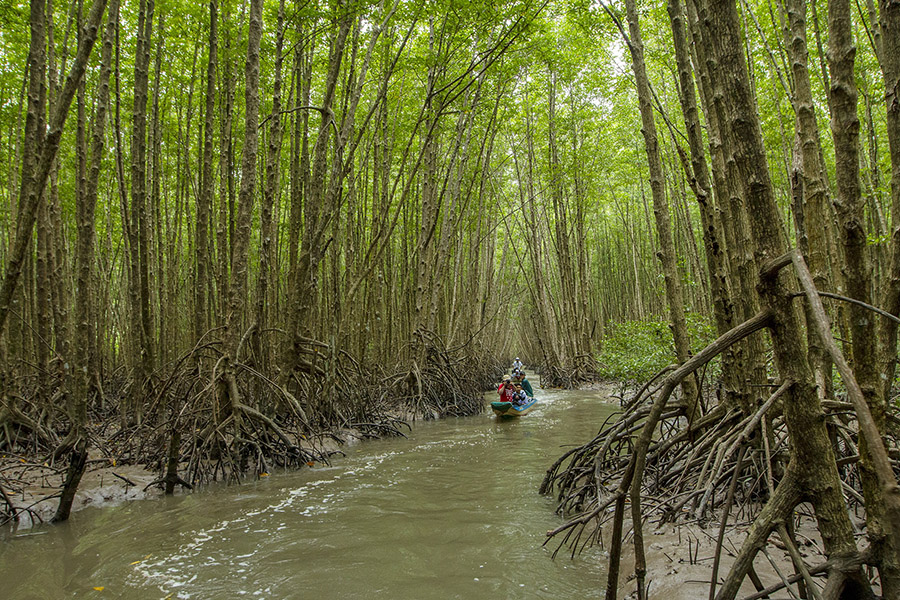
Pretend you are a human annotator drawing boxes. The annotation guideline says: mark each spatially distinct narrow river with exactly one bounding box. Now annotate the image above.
[1,381,619,599]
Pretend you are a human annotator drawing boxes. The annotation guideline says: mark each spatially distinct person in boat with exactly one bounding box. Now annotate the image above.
[512,383,528,406]
[498,376,515,403]
[513,370,534,397]
[512,357,524,372]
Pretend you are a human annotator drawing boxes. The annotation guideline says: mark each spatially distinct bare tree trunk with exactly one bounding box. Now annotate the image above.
[515,97,561,370]
[827,0,898,590]
[255,0,285,368]
[149,13,166,365]
[216,10,236,324]
[691,0,864,595]
[686,0,766,417]
[568,103,594,360]
[195,0,217,346]
[50,0,113,522]
[877,0,900,400]
[222,0,263,377]
[622,0,699,416]
[428,67,483,339]
[547,71,580,369]
[52,438,87,523]
[128,0,155,424]
[35,176,52,378]
[72,0,118,443]
[876,0,900,584]
[281,25,313,382]
[784,0,833,397]
[415,18,440,342]
[37,0,60,394]
[0,0,107,342]
[288,3,350,357]
[45,0,69,390]
[667,0,737,406]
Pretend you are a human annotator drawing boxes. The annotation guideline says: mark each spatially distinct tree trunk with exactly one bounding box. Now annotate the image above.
[281,28,313,382]
[622,0,699,416]
[516,96,561,370]
[74,0,119,439]
[691,0,864,595]
[873,7,900,590]
[547,70,580,369]
[0,0,107,342]
[44,0,68,391]
[827,0,898,590]
[784,0,833,398]
[51,438,88,523]
[195,0,217,346]
[255,0,285,369]
[686,0,766,417]
[216,11,236,325]
[667,0,738,407]
[428,69,482,340]
[876,0,900,401]
[222,0,263,375]
[415,19,441,343]
[128,0,155,423]
[288,3,350,355]
[149,13,166,365]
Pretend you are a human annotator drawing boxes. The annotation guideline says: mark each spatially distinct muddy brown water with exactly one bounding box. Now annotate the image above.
[1,380,620,599]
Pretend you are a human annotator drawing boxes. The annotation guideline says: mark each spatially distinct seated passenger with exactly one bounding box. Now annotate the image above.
[498,377,515,403]
[513,371,534,397]
[512,384,528,406]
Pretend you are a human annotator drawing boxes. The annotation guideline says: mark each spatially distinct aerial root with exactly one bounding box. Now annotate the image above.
[543,302,898,599]
[538,353,605,389]
[386,329,487,419]
[543,381,891,599]
[0,326,504,520]
[0,479,18,525]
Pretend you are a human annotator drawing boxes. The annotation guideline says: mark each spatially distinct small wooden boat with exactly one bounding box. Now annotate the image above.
[491,397,536,417]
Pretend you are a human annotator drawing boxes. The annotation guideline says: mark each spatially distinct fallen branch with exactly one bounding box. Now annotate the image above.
[111,472,137,487]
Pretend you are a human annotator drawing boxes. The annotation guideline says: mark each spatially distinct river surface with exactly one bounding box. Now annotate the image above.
[1,381,619,599]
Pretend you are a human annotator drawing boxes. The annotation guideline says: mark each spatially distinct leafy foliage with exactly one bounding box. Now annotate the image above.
[597,313,716,383]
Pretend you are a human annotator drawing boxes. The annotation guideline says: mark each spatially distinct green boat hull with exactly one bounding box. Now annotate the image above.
[491,397,536,417]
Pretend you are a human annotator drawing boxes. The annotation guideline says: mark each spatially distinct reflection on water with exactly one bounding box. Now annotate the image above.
[0,383,619,599]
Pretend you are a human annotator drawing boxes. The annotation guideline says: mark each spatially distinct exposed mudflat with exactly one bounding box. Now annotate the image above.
[610,513,827,599]
[2,454,163,528]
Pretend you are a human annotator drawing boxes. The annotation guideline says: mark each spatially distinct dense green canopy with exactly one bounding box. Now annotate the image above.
[2,0,900,594]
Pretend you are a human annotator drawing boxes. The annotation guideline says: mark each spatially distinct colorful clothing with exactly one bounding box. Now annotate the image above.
[519,378,534,397]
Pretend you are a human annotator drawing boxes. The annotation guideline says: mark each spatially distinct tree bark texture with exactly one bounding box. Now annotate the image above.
[195,0,217,346]
[0,0,107,341]
[128,0,155,395]
[691,0,862,594]
[623,0,699,413]
[785,0,833,396]
[827,0,898,590]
